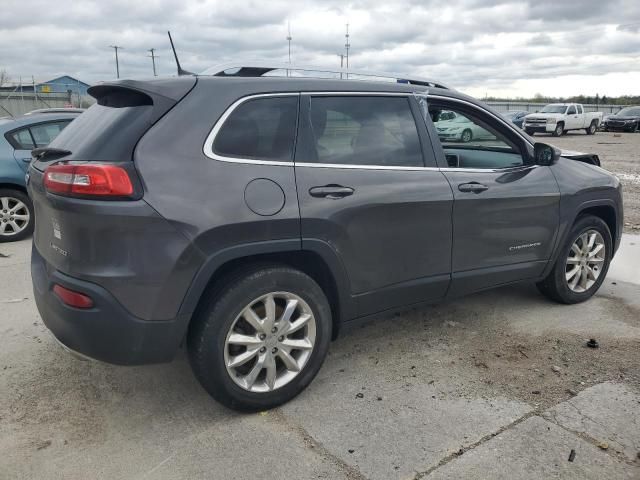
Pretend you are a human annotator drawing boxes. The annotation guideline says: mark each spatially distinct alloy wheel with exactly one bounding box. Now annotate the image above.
[565,229,605,293]
[0,196,30,237]
[224,292,316,393]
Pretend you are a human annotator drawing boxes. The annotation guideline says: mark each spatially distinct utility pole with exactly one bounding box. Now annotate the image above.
[148,48,158,76]
[286,21,292,64]
[338,54,344,79]
[109,45,122,78]
[344,24,351,71]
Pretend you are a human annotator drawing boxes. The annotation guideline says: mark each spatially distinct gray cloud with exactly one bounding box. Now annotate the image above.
[0,0,639,97]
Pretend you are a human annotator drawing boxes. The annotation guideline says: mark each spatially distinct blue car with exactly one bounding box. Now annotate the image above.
[502,110,529,129]
[0,110,80,242]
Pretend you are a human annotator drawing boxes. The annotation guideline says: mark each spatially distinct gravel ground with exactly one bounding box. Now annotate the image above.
[536,130,640,232]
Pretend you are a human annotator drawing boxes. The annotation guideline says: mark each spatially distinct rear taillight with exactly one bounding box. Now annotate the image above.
[44,163,134,197]
[53,284,94,309]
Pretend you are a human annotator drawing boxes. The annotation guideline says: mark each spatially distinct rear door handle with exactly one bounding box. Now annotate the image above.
[309,185,354,199]
[458,182,489,193]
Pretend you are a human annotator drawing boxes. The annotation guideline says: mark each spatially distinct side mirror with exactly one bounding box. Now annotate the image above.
[534,142,561,166]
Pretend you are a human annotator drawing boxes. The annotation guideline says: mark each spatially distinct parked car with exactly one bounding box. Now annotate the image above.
[523,103,603,136]
[602,106,640,132]
[434,110,496,142]
[0,111,80,241]
[502,110,528,129]
[28,67,622,411]
[24,108,86,116]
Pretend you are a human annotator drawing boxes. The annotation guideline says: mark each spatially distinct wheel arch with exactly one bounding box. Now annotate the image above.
[0,182,28,195]
[576,204,617,247]
[179,240,354,341]
[540,199,620,280]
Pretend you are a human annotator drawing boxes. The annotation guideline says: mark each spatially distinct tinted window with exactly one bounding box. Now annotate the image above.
[8,128,35,149]
[29,121,71,147]
[305,96,422,167]
[567,106,576,115]
[213,96,298,161]
[429,105,524,169]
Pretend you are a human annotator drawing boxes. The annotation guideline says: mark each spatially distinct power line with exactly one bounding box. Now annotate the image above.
[109,45,123,78]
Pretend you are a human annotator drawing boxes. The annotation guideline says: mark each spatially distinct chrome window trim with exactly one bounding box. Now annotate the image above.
[203,90,537,173]
[203,92,300,166]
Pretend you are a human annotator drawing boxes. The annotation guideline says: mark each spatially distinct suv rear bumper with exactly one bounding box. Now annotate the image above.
[32,245,189,365]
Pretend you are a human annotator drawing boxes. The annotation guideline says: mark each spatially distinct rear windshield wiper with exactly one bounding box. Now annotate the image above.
[31,147,72,161]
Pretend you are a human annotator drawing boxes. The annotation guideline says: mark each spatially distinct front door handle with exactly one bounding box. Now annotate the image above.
[458,182,489,193]
[309,185,354,199]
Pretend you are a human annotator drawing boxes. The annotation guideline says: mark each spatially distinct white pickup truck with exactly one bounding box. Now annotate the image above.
[523,103,603,137]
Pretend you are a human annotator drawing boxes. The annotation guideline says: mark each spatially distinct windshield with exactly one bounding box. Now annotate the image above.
[616,107,640,116]
[541,105,567,114]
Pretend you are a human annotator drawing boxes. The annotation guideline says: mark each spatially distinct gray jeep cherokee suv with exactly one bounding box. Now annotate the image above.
[28,66,623,411]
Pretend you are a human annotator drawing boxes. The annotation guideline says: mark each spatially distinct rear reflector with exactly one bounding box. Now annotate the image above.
[53,284,94,309]
[44,163,133,197]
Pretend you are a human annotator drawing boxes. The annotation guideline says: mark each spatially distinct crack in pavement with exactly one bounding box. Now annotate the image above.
[269,408,370,480]
[542,399,638,465]
[413,409,540,479]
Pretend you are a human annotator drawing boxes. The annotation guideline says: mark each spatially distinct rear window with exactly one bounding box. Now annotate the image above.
[46,103,154,161]
[213,96,298,161]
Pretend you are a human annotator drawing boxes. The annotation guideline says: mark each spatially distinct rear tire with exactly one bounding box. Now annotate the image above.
[536,215,612,304]
[0,189,34,243]
[585,121,597,135]
[187,265,332,411]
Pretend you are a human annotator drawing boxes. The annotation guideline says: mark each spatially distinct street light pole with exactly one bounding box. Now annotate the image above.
[109,45,123,78]
[148,48,158,76]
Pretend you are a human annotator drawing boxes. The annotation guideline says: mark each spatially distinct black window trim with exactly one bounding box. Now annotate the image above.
[427,95,539,173]
[424,95,538,173]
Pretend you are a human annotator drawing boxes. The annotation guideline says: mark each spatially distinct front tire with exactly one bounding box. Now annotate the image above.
[461,129,472,143]
[552,122,564,137]
[188,266,332,411]
[536,215,612,304]
[0,189,34,243]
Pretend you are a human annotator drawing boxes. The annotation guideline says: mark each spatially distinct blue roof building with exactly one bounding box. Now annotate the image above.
[37,76,90,96]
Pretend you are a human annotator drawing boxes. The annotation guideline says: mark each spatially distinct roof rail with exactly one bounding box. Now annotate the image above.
[200,62,451,90]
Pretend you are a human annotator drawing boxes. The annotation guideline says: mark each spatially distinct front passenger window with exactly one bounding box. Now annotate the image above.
[429,105,525,169]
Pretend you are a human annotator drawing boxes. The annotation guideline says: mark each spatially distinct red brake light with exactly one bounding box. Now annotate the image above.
[44,164,134,197]
[53,284,94,309]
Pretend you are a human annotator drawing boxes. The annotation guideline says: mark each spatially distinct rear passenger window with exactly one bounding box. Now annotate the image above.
[30,121,71,147]
[213,96,298,161]
[307,96,423,167]
[8,128,35,149]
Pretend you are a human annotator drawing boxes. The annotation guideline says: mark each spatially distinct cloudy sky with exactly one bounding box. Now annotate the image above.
[1,0,639,98]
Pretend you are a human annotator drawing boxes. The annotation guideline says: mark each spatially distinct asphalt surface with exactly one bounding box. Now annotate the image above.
[1,233,639,479]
